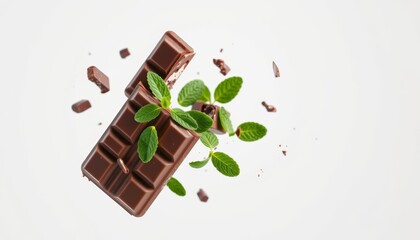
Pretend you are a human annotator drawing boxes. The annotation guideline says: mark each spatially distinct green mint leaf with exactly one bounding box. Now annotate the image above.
[214,76,243,103]
[236,122,267,142]
[198,85,211,102]
[178,80,206,107]
[170,108,198,130]
[187,110,213,133]
[167,177,186,196]
[189,157,210,168]
[219,107,234,135]
[161,96,171,109]
[137,126,158,163]
[211,152,240,177]
[200,131,219,149]
[134,104,161,123]
[147,71,171,102]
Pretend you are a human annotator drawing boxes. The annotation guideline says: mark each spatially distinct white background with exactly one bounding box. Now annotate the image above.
[1,0,420,239]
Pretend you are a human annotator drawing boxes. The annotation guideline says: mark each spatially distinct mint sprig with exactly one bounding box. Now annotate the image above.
[171,108,198,130]
[189,156,210,168]
[134,103,161,123]
[199,131,219,149]
[211,152,240,177]
[236,122,267,142]
[166,177,186,196]
[147,72,170,102]
[178,80,206,107]
[137,126,158,163]
[187,110,213,133]
[214,76,242,103]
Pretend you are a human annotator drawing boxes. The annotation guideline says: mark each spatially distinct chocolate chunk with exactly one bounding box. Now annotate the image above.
[120,48,131,58]
[282,150,287,156]
[261,101,277,112]
[72,99,91,113]
[192,101,225,134]
[125,31,195,96]
[87,66,110,93]
[213,58,230,76]
[197,188,209,202]
[82,32,197,217]
[272,61,280,78]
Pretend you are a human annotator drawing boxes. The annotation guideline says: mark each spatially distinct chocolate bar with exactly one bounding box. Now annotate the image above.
[82,85,199,216]
[87,66,110,93]
[192,101,225,134]
[82,32,197,217]
[125,31,195,96]
[72,99,91,113]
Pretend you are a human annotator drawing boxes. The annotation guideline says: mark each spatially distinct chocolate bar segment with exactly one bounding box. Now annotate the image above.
[87,66,110,93]
[82,85,199,217]
[125,31,195,96]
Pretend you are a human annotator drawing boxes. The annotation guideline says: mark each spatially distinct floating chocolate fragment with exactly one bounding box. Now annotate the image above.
[72,99,91,113]
[192,101,225,134]
[220,48,223,53]
[82,32,197,217]
[87,66,110,93]
[213,58,230,76]
[125,31,195,96]
[197,188,209,202]
[261,101,277,112]
[272,61,280,78]
[120,48,130,58]
[282,150,287,156]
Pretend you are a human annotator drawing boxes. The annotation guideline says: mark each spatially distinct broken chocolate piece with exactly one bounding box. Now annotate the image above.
[220,48,223,53]
[87,66,110,93]
[120,48,130,58]
[197,189,209,202]
[282,150,287,156]
[192,101,225,134]
[125,31,195,96]
[72,99,91,113]
[272,61,280,78]
[213,58,230,76]
[261,101,277,112]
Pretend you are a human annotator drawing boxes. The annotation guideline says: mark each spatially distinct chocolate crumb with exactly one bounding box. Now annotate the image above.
[119,48,130,58]
[98,122,102,126]
[272,61,280,78]
[220,48,223,53]
[72,100,91,113]
[282,150,287,156]
[261,101,277,112]
[213,58,230,76]
[197,189,209,202]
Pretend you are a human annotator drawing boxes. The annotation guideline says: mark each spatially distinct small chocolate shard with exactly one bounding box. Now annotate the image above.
[220,48,223,53]
[72,100,91,113]
[120,48,130,58]
[282,150,287,156]
[197,188,209,202]
[213,58,230,76]
[262,101,277,112]
[98,122,102,126]
[272,61,280,78]
[87,66,110,93]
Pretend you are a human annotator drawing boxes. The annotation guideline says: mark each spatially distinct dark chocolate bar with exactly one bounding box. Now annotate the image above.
[82,85,199,216]
[82,31,197,217]
[125,31,195,96]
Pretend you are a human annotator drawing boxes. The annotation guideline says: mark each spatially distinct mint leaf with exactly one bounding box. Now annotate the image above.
[187,110,213,133]
[147,72,170,102]
[198,85,211,102]
[236,122,267,142]
[178,80,206,107]
[200,131,219,149]
[137,126,158,163]
[170,108,198,130]
[214,76,243,103]
[211,152,240,177]
[219,107,234,135]
[189,157,210,168]
[167,177,186,196]
[161,96,170,109]
[134,104,161,123]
